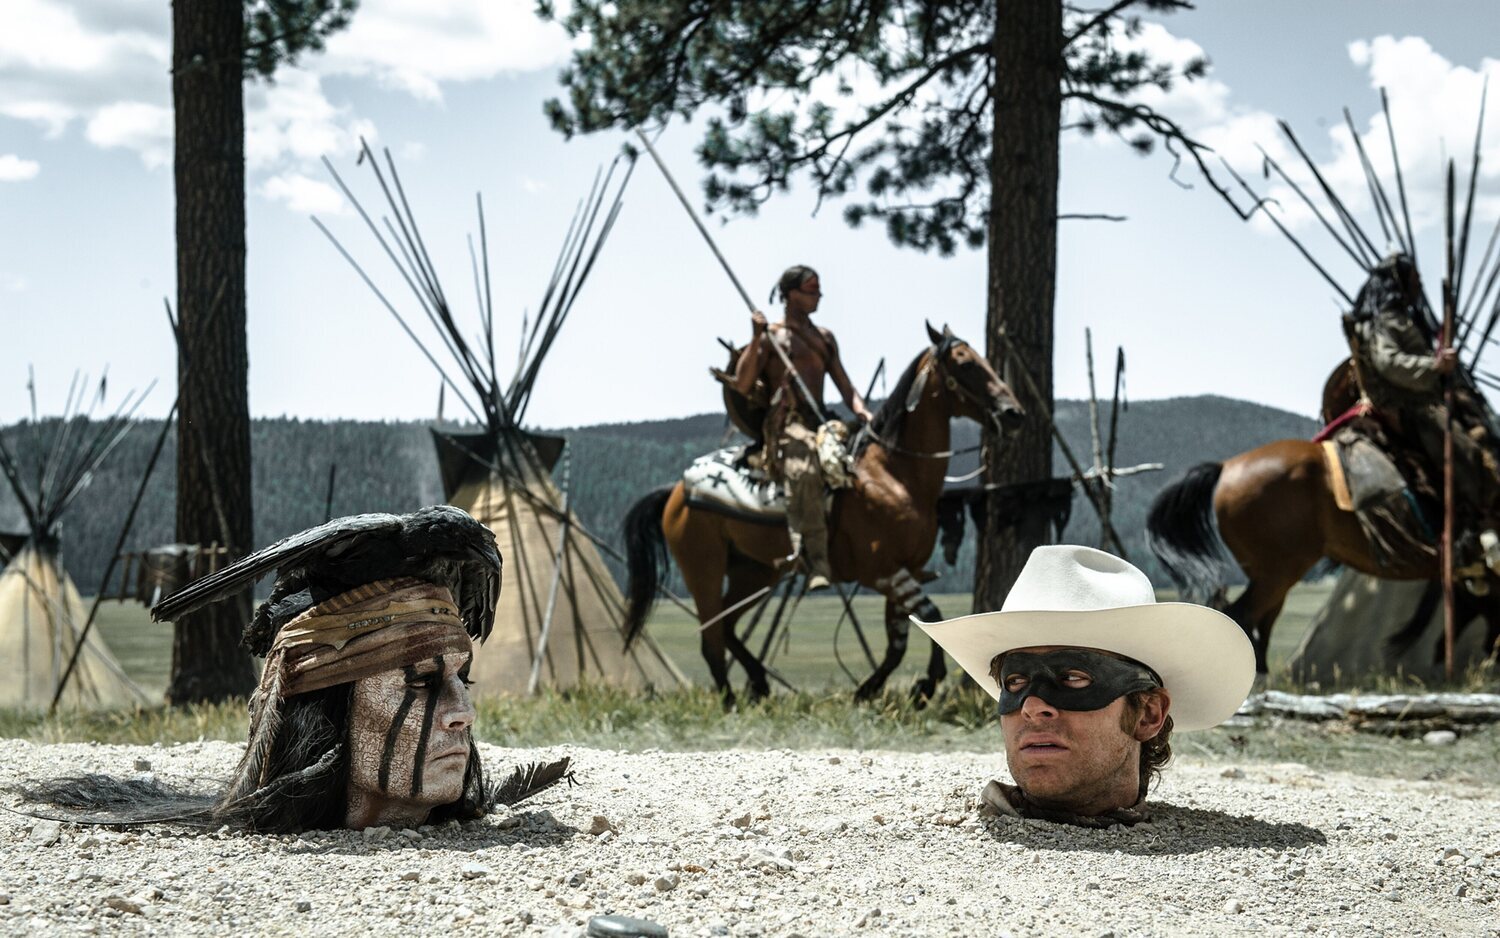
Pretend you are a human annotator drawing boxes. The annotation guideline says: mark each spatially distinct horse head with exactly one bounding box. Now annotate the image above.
[924,321,1025,438]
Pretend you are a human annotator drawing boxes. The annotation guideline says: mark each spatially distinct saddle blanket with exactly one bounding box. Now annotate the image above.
[682,448,832,525]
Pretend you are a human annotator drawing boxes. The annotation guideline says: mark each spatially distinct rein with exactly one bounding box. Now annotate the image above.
[873,345,986,460]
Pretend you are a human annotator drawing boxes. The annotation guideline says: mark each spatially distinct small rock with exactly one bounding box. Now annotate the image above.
[295,900,312,913]
[566,871,588,887]
[454,906,474,921]
[855,907,881,928]
[587,913,669,938]
[827,756,842,765]
[730,813,753,829]
[461,863,491,880]
[1465,856,1484,869]
[28,820,61,846]
[400,870,421,882]
[625,872,648,886]
[363,826,392,843]
[735,897,754,912]
[653,873,679,893]
[1455,884,1469,898]
[398,828,422,842]
[1223,899,1243,914]
[597,830,615,845]
[103,897,142,916]
[1423,730,1458,746]
[1220,767,1245,779]
[589,815,616,836]
[0,895,9,905]
[133,758,152,771]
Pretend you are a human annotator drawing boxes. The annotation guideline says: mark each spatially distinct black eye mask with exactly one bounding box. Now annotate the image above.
[995,649,1162,715]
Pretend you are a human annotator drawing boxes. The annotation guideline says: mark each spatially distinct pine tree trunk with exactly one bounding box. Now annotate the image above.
[167,0,256,703]
[975,0,1063,611]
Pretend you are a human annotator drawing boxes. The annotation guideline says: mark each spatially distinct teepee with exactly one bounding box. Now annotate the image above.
[0,377,151,709]
[317,141,685,696]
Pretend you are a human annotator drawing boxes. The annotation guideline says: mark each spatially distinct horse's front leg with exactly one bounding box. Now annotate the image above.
[854,596,908,701]
[911,596,946,706]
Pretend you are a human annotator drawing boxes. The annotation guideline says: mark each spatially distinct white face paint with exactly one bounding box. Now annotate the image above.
[345,651,476,830]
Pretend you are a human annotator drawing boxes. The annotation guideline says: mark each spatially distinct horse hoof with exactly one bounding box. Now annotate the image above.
[854,679,884,702]
[910,679,936,707]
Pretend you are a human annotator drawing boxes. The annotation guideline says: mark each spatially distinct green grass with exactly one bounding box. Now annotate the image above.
[80,582,1330,699]
[0,580,1488,783]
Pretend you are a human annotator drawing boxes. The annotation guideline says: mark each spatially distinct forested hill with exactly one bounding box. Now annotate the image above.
[0,395,1318,595]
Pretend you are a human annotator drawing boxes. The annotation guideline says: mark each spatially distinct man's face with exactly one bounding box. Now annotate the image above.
[788,275,821,315]
[997,645,1168,815]
[346,651,476,828]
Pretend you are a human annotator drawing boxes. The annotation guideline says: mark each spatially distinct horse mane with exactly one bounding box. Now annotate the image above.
[862,347,931,455]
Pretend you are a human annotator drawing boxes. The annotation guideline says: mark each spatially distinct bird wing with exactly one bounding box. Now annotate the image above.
[150,512,407,622]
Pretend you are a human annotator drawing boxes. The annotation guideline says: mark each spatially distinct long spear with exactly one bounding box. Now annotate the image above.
[1442,161,1457,681]
[634,129,828,422]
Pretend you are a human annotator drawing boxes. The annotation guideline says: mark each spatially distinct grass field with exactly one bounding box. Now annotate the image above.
[4,580,1497,781]
[85,582,1335,699]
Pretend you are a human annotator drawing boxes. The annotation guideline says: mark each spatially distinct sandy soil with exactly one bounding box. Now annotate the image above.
[1,739,1497,937]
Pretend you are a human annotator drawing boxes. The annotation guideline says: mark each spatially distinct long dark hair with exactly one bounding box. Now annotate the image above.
[13,683,493,833]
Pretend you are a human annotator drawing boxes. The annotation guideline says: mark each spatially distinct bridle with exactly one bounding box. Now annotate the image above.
[874,339,998,460]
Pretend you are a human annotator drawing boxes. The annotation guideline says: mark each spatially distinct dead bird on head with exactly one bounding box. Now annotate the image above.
[151,504,502,652]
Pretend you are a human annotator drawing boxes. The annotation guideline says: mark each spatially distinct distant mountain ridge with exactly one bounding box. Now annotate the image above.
[0,395,1319,595]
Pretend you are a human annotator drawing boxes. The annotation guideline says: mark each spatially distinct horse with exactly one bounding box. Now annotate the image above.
[1146,357,1500,677]
[621,323,1024,706]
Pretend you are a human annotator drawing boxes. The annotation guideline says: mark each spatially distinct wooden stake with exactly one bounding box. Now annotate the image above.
[1442,161,1457,681]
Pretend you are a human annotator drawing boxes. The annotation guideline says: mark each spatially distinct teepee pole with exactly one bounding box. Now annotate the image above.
[49,402,176,711]
[528,447,573,694]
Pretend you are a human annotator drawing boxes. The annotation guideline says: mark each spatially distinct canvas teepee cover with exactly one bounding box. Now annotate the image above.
[321,142,686,696]
[0,381,152,710]
[0,544,145,708]
[1288,570,1492,683]
[437,432,682,695]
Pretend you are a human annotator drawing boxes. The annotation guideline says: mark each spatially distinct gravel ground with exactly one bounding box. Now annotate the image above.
[1,738,1497,937]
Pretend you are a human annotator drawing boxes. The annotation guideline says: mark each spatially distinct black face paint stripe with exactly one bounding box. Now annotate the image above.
[409,654,444,797]
[378,664,420,792]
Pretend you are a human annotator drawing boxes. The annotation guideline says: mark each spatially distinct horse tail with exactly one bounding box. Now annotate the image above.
[622,485,674,648]
[1147,462,1235,604]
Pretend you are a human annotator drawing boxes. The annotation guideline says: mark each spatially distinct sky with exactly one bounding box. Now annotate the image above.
[1,0,1499,429]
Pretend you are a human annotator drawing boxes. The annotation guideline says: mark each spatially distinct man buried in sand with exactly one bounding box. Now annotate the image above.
[917,545,1255,827]
[19,507,570,832]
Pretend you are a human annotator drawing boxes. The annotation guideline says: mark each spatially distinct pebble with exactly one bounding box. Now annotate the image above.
[587,914,669,938]
[295,900,312,913]
[28,820,61,847]
[399,870,421,882]
[1223,899,1243,914]
[362,826,392,843]
[589,815,616,836]
[103,896,142,916]
[1220,768,1245,779]
[731,813,753,829]
[133,758,152,771]
[855,907,881,927]
[653,873,679,893]
[460,863,491,880]
[1423,730,1458,746]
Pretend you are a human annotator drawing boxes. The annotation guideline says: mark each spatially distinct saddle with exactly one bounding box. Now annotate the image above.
[682,446,842,526]
[1319,423,1438,571]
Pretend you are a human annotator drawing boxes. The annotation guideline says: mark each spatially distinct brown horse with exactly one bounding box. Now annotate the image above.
[1146,361,1500,676]
[622,324,1024,705]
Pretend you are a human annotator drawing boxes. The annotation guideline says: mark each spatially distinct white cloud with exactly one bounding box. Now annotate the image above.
[317,0,572,102]
[0,154,40,181]
[84,100,171,167]
[0,272,28,292]
[260,172,346,214]
[0,0,569,205]
[1085,26,1500,243]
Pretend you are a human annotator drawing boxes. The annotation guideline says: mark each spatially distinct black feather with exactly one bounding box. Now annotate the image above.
[490,757,575,807]
[151,505,502,651]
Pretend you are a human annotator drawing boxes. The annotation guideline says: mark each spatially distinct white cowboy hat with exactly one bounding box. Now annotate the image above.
[914,545,1254,731]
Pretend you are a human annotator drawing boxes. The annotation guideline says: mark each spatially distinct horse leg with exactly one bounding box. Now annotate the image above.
[855,597,909,702]
[1224,575,1295,678]
[911,597,947,706]
[721,561,776,702]
[677,545,737,708]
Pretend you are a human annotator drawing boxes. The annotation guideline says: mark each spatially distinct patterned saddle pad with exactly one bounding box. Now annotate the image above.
[682,448,832,525]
